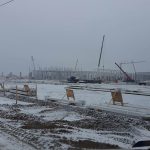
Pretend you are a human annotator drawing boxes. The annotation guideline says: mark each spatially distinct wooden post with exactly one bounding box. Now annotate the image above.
[24,85,30,96]
[16,85,18,104]
[3,82,5,96]
[36,84,37,99]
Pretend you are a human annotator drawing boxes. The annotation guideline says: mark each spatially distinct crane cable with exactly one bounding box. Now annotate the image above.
[0,0,14,7]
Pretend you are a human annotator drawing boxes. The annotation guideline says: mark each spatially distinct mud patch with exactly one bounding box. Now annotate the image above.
[21,121,73,130]
[60,139,120,149]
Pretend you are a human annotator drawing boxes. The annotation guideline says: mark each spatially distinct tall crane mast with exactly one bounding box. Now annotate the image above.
[31,56,36,71]
[98,35,105,68]
[30,56,36,79]
[74,58,78,71]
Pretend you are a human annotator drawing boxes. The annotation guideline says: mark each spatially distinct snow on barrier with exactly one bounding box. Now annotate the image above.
[110,89,124,106]
[66,88,75,105]
[6,84,37,104]
[66,86,150,117]
[68,85,150,96]
[8,84,37,97]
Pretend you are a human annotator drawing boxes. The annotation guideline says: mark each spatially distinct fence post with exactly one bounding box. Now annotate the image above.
[16,85,18,104]
[36,84,37,99]
[3,82,5,96]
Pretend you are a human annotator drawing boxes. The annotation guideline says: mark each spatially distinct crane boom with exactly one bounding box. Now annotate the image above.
[120,60,145,66]
[98,35,105,68]
[115,62,135,82]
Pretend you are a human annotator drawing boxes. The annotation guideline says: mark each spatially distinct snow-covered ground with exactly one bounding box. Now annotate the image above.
[0,81,150,149]
[4,81,150,107]
[34,82,150,117]
[2,82,150,117]
[0,130,36,150]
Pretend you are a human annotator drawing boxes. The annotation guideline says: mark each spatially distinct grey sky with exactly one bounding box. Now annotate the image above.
[0,0,150,75]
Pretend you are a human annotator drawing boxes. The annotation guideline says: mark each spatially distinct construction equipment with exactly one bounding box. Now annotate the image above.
[67,76,79,83]
[31,56,36,71]
[115,62,135,82]
[83,34,105,84]
[74,59,78,71]
[30,56,36,79]
[98,35,105,68]
[67,59,79,83]
[120,61,145,81]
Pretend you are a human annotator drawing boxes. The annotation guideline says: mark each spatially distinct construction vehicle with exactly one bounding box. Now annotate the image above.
[115,62,135,82]
[67,59,80,83]
[120,60,145,82]
[67,76,79,83]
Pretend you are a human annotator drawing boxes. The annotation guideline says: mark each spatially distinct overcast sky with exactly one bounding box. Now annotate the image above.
[0,0,150,75]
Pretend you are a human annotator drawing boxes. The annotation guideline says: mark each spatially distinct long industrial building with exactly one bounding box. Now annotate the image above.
[29,68,150,82]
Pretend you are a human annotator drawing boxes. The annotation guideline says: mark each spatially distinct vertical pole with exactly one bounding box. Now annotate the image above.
[132,63,137,82]
[16,85,18,104]
[36,84,37,99]
[3,82,5,96]
[98,35,105,68]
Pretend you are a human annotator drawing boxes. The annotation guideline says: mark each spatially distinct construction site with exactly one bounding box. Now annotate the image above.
[0,76,150,149]
[28,54,150,83]
[0,53,150,149]
[0,44,150,150]
[0,1,150,149]
[0,47,149,150]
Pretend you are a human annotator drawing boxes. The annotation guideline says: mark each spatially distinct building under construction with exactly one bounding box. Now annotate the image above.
[29,68,120,81]
[29,67,150,82]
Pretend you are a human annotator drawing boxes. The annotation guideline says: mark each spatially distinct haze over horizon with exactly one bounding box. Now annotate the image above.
[0,0,150,75]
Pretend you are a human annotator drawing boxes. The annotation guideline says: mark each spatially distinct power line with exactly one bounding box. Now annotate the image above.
[0,0,14,7]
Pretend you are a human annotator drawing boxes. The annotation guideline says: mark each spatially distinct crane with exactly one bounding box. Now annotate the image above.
[74,58,78,71]
[115,62,135,82]
[119,61,145,81]
[31,56,36,71]
[98,35,105,68]
[0,0,14,7]
[30,56,36,79]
